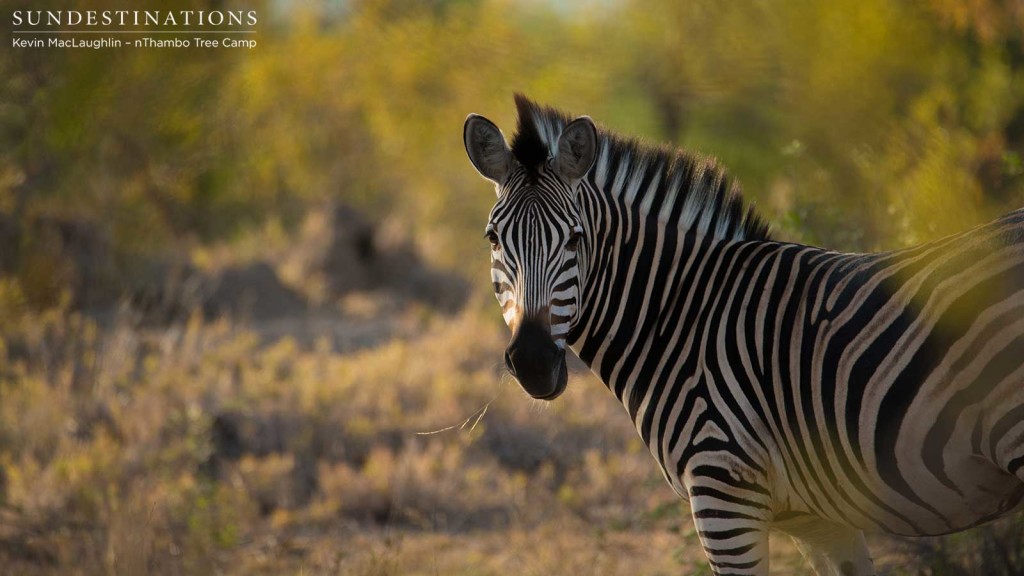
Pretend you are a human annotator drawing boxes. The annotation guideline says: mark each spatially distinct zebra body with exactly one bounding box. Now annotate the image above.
[464,95,1024,575]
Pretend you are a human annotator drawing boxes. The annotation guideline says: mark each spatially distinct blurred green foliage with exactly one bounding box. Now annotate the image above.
[4,0,1024,282]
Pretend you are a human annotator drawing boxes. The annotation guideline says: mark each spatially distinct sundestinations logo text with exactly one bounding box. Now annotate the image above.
[11,9,259,50]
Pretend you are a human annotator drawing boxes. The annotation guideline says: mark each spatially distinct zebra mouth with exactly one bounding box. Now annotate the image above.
[528,354,567,401]
[504,352,567,400]
[504,320,567,400]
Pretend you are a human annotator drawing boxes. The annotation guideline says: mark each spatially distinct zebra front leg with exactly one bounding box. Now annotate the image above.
[689,488,771,575]
[775,514,876,576]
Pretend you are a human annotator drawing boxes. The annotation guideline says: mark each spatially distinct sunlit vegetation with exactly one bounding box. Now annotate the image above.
[2,0,1024,574]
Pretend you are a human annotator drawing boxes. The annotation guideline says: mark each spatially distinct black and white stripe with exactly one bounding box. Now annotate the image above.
[465,95,1024,576]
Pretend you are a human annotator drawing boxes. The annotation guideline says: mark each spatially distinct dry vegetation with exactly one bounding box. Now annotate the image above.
[0,292,698,575]
[1,204,1022,576]
[0,201,699,574]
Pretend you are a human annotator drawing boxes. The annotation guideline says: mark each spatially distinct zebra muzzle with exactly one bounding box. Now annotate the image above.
[504,320,568,400]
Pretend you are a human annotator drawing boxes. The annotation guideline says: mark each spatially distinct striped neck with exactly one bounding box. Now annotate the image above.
[509,94,770,405]
[564,136,770,410]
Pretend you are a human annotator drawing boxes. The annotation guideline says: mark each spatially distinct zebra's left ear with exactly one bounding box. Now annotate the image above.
[464,114,512,186]
[554,116,598,181]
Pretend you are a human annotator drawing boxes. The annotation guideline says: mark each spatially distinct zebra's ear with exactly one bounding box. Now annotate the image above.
[464,114,512,186]
[554,116,598,181]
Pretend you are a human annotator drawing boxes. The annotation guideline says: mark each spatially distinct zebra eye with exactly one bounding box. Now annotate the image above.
[485,230,500,249]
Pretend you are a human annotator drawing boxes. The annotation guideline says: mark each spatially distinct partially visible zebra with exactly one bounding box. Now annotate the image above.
[463,95,1024,576]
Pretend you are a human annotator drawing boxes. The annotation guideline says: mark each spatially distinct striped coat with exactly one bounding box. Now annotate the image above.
[464,95,1024,576]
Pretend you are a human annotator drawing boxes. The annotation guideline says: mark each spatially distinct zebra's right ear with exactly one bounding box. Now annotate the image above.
[464,114,512,187]
[554,116,598,181]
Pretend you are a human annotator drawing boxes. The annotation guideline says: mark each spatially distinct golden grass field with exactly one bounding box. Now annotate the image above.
[0,281,817,575]
[1,231,1021,575]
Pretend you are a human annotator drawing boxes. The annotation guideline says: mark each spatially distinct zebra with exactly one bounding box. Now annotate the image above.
[462,94,1024,576]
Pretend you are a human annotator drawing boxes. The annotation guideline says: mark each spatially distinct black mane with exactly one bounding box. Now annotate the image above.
[511,94,572,169]
[510,94,771,242]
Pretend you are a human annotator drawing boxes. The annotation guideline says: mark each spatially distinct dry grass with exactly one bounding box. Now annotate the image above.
[1,290,1022,575]
[0,295,699,575]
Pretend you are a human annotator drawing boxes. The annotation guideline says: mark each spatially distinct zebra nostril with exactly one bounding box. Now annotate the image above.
[504,350,516,375]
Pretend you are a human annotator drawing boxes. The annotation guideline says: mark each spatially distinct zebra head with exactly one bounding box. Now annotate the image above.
[463,108,598,400]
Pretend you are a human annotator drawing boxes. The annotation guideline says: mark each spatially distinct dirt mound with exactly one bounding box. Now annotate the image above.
[2,202,467,324]
[285,202,468,312]
[298,203,377,295]
[0,212,309,323]
[201,262,308,321]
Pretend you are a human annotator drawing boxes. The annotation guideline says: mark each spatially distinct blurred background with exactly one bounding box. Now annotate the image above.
[3,0,1024,574]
